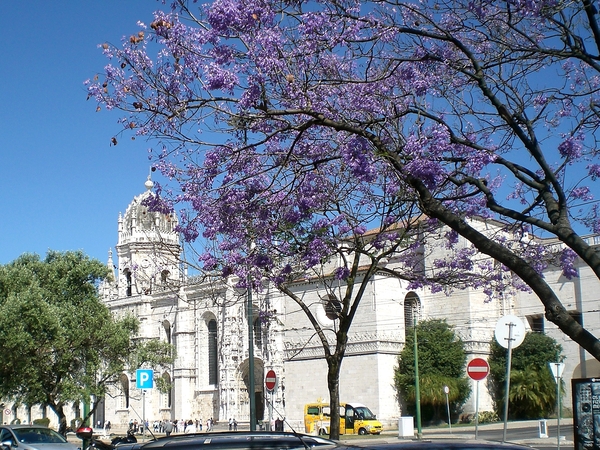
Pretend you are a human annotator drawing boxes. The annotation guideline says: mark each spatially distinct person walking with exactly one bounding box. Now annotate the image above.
[163,419,174,437]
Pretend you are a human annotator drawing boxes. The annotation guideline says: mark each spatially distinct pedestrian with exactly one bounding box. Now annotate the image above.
[228,418,232,431]
[163,419,173,437]
[233,418,238,431]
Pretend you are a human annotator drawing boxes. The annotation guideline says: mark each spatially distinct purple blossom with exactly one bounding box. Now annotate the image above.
[560,249,579,280]
[557,135,583,159]
[334,266,351,280]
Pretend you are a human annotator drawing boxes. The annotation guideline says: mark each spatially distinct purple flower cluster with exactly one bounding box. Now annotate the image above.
[87,0,600,302]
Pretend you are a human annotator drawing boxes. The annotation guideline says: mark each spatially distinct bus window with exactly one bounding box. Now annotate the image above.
[307,406,320,416]
[353,406,376,420]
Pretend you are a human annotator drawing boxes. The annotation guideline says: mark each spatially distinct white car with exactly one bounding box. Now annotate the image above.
[0,425,80,450]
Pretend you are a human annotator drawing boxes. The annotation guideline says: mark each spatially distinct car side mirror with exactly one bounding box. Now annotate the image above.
[1,441,14,450]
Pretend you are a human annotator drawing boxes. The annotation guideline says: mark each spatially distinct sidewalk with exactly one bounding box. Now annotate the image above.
[339,418,575,447]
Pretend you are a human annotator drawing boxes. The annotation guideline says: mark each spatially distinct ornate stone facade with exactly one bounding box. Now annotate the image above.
[96,180,600,430]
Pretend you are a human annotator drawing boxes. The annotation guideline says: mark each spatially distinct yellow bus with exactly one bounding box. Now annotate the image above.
[304,401,383,435]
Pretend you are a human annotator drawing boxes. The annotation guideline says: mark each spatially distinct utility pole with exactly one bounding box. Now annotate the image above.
[247,275,256,431]
[414,317,422,439]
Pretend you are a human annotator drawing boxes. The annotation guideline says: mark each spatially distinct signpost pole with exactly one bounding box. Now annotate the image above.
[466,358,489,440]
[494,315,525,444]
[475,380,480,439]
[502,322,514,443]
[444,386,451,433]
[557,374,561,450]
[269,390,273,431]
[265,370,277,431]
[142,390,146,441]
[135,369,153,442]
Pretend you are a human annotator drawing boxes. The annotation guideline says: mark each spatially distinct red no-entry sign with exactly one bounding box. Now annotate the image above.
[265,369,277,391]
[467,358,490,381]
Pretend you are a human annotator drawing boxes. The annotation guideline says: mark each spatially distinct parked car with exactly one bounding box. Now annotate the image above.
[125,431,340,450]
[0,425,80,450]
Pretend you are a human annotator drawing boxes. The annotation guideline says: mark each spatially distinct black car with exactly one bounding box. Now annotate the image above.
[136,432,340,450]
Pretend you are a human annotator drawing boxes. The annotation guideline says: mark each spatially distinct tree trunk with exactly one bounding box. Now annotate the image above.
[327,355,342,439]
[48,402,68,435]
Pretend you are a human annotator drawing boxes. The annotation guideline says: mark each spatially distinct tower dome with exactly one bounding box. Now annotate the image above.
[114,175,181,297]
[119,175,179,246]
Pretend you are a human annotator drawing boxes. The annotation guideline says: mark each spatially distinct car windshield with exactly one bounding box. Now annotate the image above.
[354,406,376,420]
[12,428,67,444]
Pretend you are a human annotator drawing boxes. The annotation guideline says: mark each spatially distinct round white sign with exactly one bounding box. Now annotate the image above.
[494,314,526,349]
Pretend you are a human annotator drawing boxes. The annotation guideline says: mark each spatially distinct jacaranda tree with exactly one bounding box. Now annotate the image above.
[88,0,600,437]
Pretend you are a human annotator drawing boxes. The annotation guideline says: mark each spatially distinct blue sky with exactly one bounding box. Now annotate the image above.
[0,1,170,265]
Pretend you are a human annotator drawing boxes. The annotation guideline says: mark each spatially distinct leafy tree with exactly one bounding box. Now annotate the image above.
[488,332,562,419]
[395,319,470,424]
[88,0,600,436]
[0,251,173,434]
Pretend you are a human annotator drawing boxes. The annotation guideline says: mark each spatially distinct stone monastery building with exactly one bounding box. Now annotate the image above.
[5,178,600,430]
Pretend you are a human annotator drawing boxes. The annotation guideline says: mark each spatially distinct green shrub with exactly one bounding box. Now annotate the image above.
[33,418,51,427]
[475,411,499,424]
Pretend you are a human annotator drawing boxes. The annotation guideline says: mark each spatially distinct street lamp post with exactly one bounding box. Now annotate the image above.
[247,278,256,431]
[414,317,422,439]
[549,362,565,450]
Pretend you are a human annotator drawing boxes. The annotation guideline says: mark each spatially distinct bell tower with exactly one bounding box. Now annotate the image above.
[115,175,181,297]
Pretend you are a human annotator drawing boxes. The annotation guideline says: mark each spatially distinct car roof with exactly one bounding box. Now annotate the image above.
[0,425,53,430]
[138,431,340,450]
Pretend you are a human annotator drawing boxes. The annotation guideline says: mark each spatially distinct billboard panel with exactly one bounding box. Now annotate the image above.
[572,378,600,449]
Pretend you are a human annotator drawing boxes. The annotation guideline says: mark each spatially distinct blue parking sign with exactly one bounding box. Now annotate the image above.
[136,369,154,389]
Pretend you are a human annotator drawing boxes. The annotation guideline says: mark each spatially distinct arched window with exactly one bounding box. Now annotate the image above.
[161,372,172,408]
[253,318,262,348]
[321,293,342,320]
[119,374,130,408]
[404,292,421,336]
[162,320,171,345]
[161,270,170,284]
[208,320,218,385]
[124,269,132,297]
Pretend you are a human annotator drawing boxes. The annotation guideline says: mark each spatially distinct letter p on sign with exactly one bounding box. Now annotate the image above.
[136,369,154,389]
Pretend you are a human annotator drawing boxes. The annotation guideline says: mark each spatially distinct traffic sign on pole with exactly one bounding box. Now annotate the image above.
[265,369,277,391]
[467,358,490,381]
[136,369,154,389]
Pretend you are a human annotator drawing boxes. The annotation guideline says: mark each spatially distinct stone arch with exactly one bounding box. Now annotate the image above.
[239,358,265,422]
[161,371,172,409]
[162,319,172,344]
[199,312,219,388]
[119,373,130,408]
[404,292,421,340]
[573,359,600,378]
